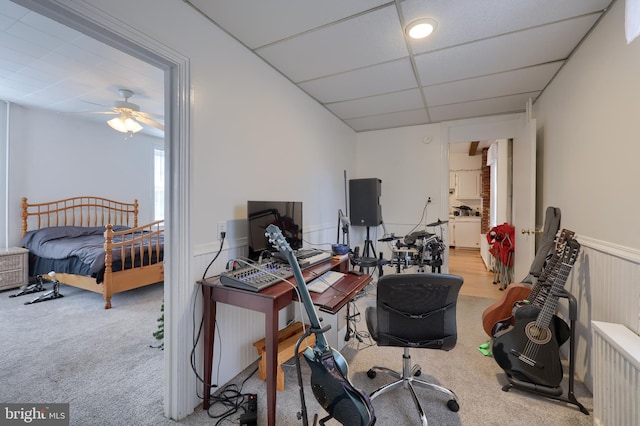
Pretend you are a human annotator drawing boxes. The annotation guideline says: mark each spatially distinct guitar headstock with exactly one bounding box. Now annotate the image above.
[555,229,575,252]
[265,224,293,255]
[561,237,580,266]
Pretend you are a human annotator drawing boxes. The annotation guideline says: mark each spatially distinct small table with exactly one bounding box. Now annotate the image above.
[199,256,371,426]
[0,247,29,291]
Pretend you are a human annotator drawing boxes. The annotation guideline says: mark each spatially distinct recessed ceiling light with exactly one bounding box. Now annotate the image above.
[405,18,437,39]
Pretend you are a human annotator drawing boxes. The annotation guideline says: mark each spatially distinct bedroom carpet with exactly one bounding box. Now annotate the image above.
[0,280,593,425]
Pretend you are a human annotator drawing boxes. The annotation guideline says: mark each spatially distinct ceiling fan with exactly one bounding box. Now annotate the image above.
[86,88,164,135]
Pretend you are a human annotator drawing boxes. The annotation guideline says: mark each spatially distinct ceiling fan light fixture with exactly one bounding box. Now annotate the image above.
[107,114,143,134]
[405,18,437,39]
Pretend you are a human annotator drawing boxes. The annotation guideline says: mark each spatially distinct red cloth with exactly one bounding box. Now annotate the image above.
[486,223,515,266]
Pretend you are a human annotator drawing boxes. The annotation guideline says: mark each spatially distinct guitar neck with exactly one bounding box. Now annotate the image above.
[535,240,580,329]
[284,251,330,352]
[528,252,561,304]
[528,230,575,305]
[534,261,572,328]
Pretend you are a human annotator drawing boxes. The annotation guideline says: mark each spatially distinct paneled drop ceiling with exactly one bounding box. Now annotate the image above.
[1,0,613,135]
[186,0,612,131]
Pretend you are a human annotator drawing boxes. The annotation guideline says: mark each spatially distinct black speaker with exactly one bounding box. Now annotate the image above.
[349,178,382,227]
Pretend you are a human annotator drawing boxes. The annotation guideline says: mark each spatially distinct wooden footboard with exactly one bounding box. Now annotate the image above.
[21,196,164,309]
[103,220,164,308]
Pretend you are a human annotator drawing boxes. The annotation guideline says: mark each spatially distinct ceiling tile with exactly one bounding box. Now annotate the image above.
[401,0,609,54]
[345,108,428,132]
[326,88,424,120]
[428,92,539,122]
[0,0,28,21]
[299,58,417,103]
[415,14,600,86]
[256,5,408,82]
[424,61,563,106]
[189,0,390,48]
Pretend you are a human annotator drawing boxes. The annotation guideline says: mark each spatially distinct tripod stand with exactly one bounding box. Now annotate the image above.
[351,226,380,274]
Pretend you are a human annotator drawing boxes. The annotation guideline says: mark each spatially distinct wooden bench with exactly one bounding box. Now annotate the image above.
[253,321,316,391]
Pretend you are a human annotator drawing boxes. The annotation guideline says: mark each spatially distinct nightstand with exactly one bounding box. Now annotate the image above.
[0,247,29,291]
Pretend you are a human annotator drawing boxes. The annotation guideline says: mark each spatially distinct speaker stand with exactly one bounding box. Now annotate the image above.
[362,227,376,258]
[355,226,379,273]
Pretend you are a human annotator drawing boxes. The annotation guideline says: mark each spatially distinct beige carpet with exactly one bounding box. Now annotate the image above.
[0,278,593,425]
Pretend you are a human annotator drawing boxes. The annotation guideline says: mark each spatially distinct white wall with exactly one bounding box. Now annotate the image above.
[0,101,7,248]
[533,0,640,391]
[5,104,159,245]
[535,0,640,249]
[354,124,445,261]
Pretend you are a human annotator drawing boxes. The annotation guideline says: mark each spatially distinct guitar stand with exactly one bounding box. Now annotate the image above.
[295,323,333,426]
[501,289,589,415]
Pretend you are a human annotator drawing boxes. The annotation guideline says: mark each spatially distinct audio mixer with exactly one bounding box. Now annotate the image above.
[220,260,293,292]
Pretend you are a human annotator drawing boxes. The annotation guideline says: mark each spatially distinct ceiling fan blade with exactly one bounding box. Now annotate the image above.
[135,110,164,119]
[67,110,118,115]
[135,115,165,131]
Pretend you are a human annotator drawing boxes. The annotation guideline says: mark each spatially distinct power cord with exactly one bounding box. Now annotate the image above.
[190,231,227,399]
[206,367,259,426]
[344,294,375,350]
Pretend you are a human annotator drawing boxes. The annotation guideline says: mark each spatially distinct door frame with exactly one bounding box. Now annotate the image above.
[440,111,536,279]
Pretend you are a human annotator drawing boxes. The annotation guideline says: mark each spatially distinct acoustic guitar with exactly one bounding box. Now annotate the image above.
[481,229,575,337]
[491,238,580,388]
[265,224,375,426]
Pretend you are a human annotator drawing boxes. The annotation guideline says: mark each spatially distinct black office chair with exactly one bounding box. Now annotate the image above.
[365,273,463,425]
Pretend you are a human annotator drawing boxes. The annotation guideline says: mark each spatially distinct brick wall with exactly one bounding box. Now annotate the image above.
[481,148,490,234]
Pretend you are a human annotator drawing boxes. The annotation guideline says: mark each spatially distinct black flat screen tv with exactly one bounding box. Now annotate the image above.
[247,200,303,260]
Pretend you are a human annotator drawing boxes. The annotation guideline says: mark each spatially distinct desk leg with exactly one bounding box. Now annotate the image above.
[265,307,278,426]
[202,285,216,410]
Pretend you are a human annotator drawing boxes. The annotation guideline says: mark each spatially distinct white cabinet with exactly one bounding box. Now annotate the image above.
[454,170,481,199]
[453,218,481,249]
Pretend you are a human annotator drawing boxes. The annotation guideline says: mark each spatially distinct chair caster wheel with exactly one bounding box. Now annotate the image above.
[367,369,377,379]
[447,399,459,412]
[414,369,421,377]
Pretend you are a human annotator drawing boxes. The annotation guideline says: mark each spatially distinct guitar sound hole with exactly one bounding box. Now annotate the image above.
[524,322,552,345]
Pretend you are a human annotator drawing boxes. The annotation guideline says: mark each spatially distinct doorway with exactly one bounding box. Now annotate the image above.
[440,112,536,280]
[12,0,192,420]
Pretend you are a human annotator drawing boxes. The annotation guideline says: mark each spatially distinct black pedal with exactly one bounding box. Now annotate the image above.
[240,393,257,425]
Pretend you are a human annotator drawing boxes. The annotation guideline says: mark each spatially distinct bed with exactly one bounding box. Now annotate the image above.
[20,196,164,309]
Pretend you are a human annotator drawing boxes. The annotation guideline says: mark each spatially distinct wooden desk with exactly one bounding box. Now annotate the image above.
[200,256,371,426]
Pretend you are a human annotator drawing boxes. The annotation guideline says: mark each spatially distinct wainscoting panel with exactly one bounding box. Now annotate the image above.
[560,235,640,408]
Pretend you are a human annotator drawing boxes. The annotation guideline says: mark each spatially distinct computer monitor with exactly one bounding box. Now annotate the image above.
[247,200,302,260]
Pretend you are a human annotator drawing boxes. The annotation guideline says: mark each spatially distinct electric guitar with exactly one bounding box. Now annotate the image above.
[491,238,580,388]
[481,229,575,337]
[265,225,375,426]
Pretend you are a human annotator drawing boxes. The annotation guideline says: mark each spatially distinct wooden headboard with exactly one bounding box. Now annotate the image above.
[21,196,139,238]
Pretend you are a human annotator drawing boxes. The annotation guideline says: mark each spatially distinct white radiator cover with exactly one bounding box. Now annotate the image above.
[592,321,640,426]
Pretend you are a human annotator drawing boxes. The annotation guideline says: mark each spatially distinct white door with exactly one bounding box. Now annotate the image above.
[511,116,536,281]
[441,109,537,279]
